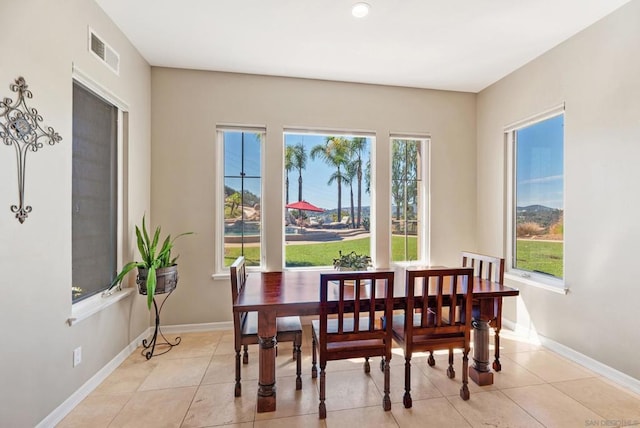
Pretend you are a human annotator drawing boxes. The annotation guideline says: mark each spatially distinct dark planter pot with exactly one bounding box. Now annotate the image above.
[136,265,179,295]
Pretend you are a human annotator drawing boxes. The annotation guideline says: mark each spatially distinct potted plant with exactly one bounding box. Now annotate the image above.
[332,250,372,271]
[108,215,192,309]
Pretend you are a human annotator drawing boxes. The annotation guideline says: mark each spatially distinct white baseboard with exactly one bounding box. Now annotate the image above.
[36,327,152,428]
[502,318,640,395]
[501,318,538,340]
[160,321,233,333]
[37,321,232,427]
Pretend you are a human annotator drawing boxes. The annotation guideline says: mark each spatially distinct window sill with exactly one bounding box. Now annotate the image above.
[67,288,135,326]
[212,272,229,281]
[504,272,568,295]
[211,266,331,281]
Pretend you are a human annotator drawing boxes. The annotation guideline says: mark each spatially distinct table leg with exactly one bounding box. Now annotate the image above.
[469,299,494,386]
[257,310,277,412]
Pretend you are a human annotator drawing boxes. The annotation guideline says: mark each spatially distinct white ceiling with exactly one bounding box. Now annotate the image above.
[95,0,630,93]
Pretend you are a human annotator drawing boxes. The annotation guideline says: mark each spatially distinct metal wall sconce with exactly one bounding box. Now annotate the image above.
[0,77,62,223]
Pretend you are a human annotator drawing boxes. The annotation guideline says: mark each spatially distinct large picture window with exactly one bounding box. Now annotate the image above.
[218,129,430,272]
[508,111,564,282]
[283,131,372,268]
[391,136,429,263]
[220,127,264,268]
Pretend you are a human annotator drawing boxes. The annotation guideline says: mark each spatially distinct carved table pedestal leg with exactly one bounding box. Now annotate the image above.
[257,310,277,412]
[469,298,495,386]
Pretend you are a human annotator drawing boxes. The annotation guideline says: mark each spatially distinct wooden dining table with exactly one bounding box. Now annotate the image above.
[233,268,519,413]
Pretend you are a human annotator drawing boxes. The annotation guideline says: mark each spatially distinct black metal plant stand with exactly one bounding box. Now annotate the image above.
[141,289,181,359]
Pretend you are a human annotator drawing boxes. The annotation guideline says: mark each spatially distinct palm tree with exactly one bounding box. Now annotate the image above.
[345,159,358,228]
[285,145,295,204]
[292,142,307,201]
[348,137,368,228]
[311,136,350,222]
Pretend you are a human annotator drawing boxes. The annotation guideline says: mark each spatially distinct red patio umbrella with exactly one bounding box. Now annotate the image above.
[285,200,324,212]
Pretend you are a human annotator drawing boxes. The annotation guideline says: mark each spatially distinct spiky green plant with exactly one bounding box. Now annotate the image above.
[108,215,192,309]
[332,250,372,270]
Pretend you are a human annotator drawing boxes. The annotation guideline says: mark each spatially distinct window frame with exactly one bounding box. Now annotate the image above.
[70,69,129,321]
[282,129,375,269]
[216,125,266,274]
[505,105,566,291]
[389,134,430,266]
[71,81,118,303]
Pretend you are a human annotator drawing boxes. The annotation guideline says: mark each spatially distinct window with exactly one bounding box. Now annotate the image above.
[507,110,564,283]
[220,127,264,268]
[391,136,429,263]
[283,131,372,268]
[72,82,118,302]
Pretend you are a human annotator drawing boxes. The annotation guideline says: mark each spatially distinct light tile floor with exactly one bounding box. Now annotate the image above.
[57,327,640,427]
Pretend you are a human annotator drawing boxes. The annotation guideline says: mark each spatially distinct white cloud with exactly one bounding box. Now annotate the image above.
[519,175,563,185]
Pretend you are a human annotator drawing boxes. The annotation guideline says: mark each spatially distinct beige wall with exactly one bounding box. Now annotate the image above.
[477,1,640,379]
[0,0,151,426]
[150,69,477,326]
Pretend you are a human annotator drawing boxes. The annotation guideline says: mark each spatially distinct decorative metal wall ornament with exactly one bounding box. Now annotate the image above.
[0,77,62,223]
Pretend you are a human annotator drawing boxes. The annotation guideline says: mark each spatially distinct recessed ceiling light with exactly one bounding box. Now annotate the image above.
[352,2,370,18]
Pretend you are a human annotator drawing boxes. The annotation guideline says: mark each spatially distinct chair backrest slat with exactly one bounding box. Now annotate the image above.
[338,279,345,334]
[449,273,458,328]
[353,278,361,333]
[367,277,376,332]
[436,274,443,327]
[420,276,429,328]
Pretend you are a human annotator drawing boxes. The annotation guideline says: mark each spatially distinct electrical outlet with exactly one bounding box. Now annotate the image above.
[73,347,82,367]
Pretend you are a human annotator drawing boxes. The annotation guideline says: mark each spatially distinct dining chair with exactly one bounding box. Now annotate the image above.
[229,256,302,397]
[461,251,505,371]
[311,270,395,419]
[391,267,474,407]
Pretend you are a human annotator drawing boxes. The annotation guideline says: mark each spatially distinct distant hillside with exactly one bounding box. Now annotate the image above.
[516,205,562,228]
[323,206,371,217]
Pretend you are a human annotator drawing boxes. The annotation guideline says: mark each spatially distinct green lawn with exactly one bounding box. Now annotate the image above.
[515,239,563,278]
[226,238,563,278]
[225,236,418,267]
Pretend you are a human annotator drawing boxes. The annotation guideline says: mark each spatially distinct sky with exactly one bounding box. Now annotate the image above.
[516,114,564,210]
[224,131,372,212]
[283,134,372,211]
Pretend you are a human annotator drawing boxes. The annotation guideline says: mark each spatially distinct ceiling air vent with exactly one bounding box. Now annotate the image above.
[88,28,120,75]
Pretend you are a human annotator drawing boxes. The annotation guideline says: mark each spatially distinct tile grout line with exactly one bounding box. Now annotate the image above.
[442,394,477,428]
[493,388,549,428]
[547,381,609,421]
